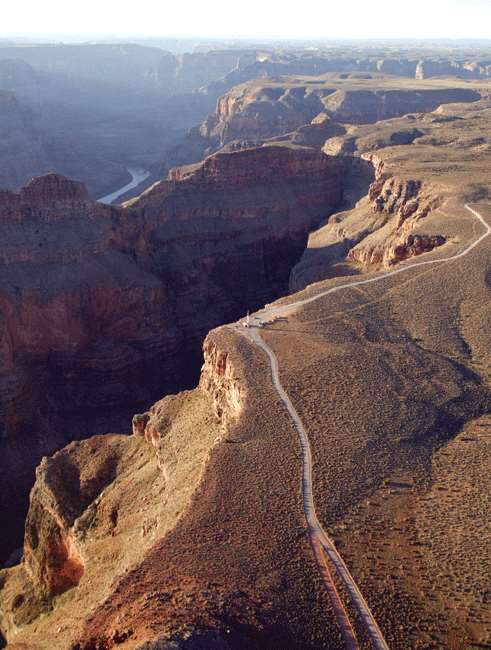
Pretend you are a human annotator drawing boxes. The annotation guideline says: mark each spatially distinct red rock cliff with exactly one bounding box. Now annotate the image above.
[0,146,346,562]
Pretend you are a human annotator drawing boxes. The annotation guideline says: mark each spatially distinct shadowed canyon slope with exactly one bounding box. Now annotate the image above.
[1,61,491,650]
[0,46,260,197]
[0,146,346,564]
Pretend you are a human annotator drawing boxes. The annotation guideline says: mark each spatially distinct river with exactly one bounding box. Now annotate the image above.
[98,167,151,205]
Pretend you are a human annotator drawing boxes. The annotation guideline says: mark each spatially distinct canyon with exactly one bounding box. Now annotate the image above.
[158,75,485,179]
[2,41,491,198]
[0,145,346,566]
[0,44,491,649]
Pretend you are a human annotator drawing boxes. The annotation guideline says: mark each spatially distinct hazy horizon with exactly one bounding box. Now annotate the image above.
[2,0,491,41]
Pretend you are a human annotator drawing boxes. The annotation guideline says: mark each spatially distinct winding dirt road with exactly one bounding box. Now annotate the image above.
[233,204,490,649]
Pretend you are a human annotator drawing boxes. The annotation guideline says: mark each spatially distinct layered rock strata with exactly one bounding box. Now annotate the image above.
[162,80,482,177]
[290,154,445,291]
[0,329,253,648]
[0,147,346,562]
[200,83,480,152]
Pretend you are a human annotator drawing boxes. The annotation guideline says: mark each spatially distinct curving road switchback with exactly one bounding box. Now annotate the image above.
[233,204,490,649]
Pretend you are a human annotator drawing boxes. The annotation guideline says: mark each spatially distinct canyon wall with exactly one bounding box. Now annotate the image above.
[346,155,444,266]
[208,85,481,144]
[1,44,490,198]
[0,72,137,198]
[290,153,445,291]
[162,81,482,177]
[321,87,480,123]
[0,146,346,563]
[0,328,251,648]
[203,52,491,102]
[1,69,490,650]
[3,174,490,647]
[288,97,491,292]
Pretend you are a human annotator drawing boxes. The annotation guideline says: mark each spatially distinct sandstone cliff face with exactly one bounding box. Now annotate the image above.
[199,334,244,428]
[21,438,123,602]
[180,82,481,168]
[132,330,244,476]
[0,433,140,636]
[0,173,180,562]
[416,58,491,80]
[201,85,329,146]
[0,148,346,563]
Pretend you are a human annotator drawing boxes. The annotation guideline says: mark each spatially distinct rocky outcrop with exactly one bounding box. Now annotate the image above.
[20,172,89,203]
[289,114,347,148]
[199,334,243,428]
[22,440,121,601]
[0,432,167,640]
[0,146,346,563]
[290,152,445,290]
[0,333,232,647]
[390,233,446,263]
[346,157,444,266]
[0,434,136,636]
[0,172,91,223]
[132,329,244,479]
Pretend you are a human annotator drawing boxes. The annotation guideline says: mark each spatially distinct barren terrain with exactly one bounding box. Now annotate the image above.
[0,58,490,649]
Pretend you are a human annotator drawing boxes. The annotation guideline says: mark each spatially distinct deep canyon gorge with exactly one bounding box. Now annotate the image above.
[0,145,348,563]
[0,37,491,650]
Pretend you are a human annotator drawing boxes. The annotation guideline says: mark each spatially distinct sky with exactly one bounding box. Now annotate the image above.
[2,0,491,40]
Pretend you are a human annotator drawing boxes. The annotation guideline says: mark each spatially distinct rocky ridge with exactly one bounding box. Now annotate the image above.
[291,99,491,290]
[203,81,481,149]
[290,153,445,290]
